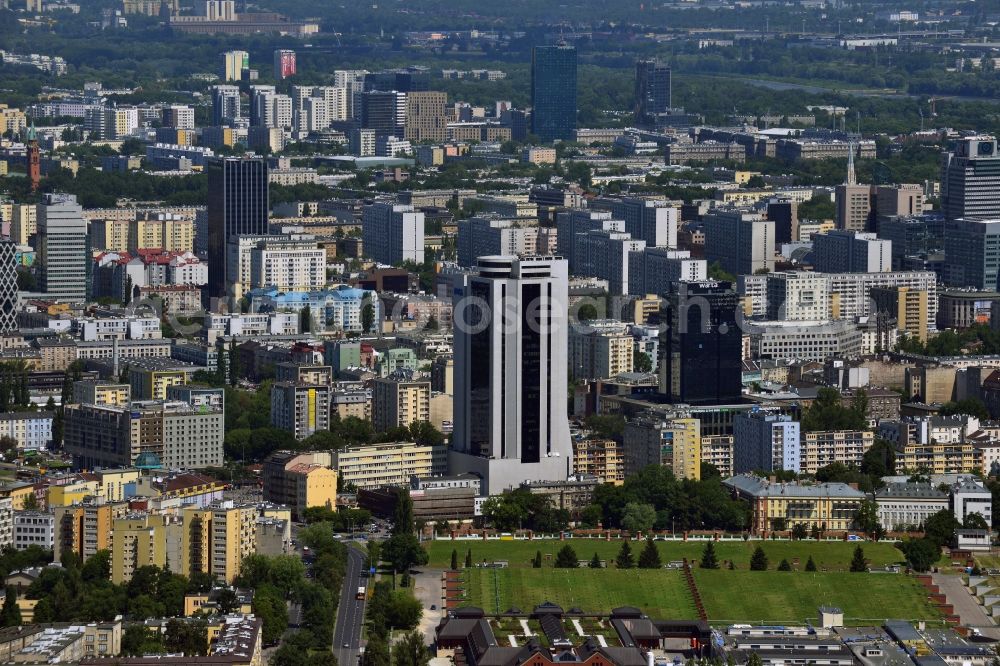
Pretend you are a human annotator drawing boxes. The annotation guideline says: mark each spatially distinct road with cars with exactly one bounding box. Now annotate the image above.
[333,544,369,666]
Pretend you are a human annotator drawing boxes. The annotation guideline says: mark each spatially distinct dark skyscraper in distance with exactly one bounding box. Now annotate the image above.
[659,281,743,405]
[206,157,269,305]
[634,59,671,124]
[531,44,577,142]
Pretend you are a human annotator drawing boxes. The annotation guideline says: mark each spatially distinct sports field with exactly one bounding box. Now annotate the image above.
[459,567,939,625]
[430,538,906,571]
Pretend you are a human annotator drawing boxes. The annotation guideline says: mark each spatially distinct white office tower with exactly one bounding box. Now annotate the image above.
[450,256,573,495]
[38,193,89,302]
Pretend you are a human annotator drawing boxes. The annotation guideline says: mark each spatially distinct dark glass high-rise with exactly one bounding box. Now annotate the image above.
[206,157,269,307]
[659,281,743,405]
[531,44,577,142]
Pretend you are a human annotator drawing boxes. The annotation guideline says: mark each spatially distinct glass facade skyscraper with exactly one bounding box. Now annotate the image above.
[634,59,671,124]
[207,157,269,305]
[530,44,577,142]
[659,281,743,405]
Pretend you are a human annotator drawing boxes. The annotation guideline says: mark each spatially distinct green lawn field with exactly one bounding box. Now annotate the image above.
[695,570,939,624]
[431,539,905,571]
[462,567,697,617]
[459,567,939,625]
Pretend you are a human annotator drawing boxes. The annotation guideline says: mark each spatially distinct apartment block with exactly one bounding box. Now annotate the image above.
[270,382,331,441]
[572,437,624,484]
[332,441,446,489]
[799,430,874,475]
[700,435,734,478]
[701,209,774,276]
[262,451,338,520]
[372,377,430,433]
[569,320,635,381]
[623,416,702,480]
[64,400,224,470]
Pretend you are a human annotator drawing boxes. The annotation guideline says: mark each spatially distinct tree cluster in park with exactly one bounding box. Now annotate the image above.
[583,465,748,532]
[896,509,962,573]
[480,488,571,533]
[800,388,868,433]
[363,578,426,666]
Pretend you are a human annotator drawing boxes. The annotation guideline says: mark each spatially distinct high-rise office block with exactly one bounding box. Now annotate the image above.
[206,158,269,303]
[362,203,424,265]
[701,209,775,276]
[38,193,89,302]
[944,217,1000,289]
[404,91,448,143]
[0,240,18,333]
[274,49,296,79]
[211,85,241,126]
[634,59,671,124]
[628,247,707,297]
[658,281,742,405]
[766,197,799,245]
[835,184,872,231]
[874,184,924,227]
[812,230,891,273]
[360,91,407,138]
[591,196,678,248]
[879,214,945,270]
[531,44,577,142]
[450,256,573,495]
[221,50,248,82]
[942,136,1000,222]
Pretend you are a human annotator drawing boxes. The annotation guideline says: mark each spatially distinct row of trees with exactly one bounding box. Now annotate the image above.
[364,490,429,666]
[261,523,349,666]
